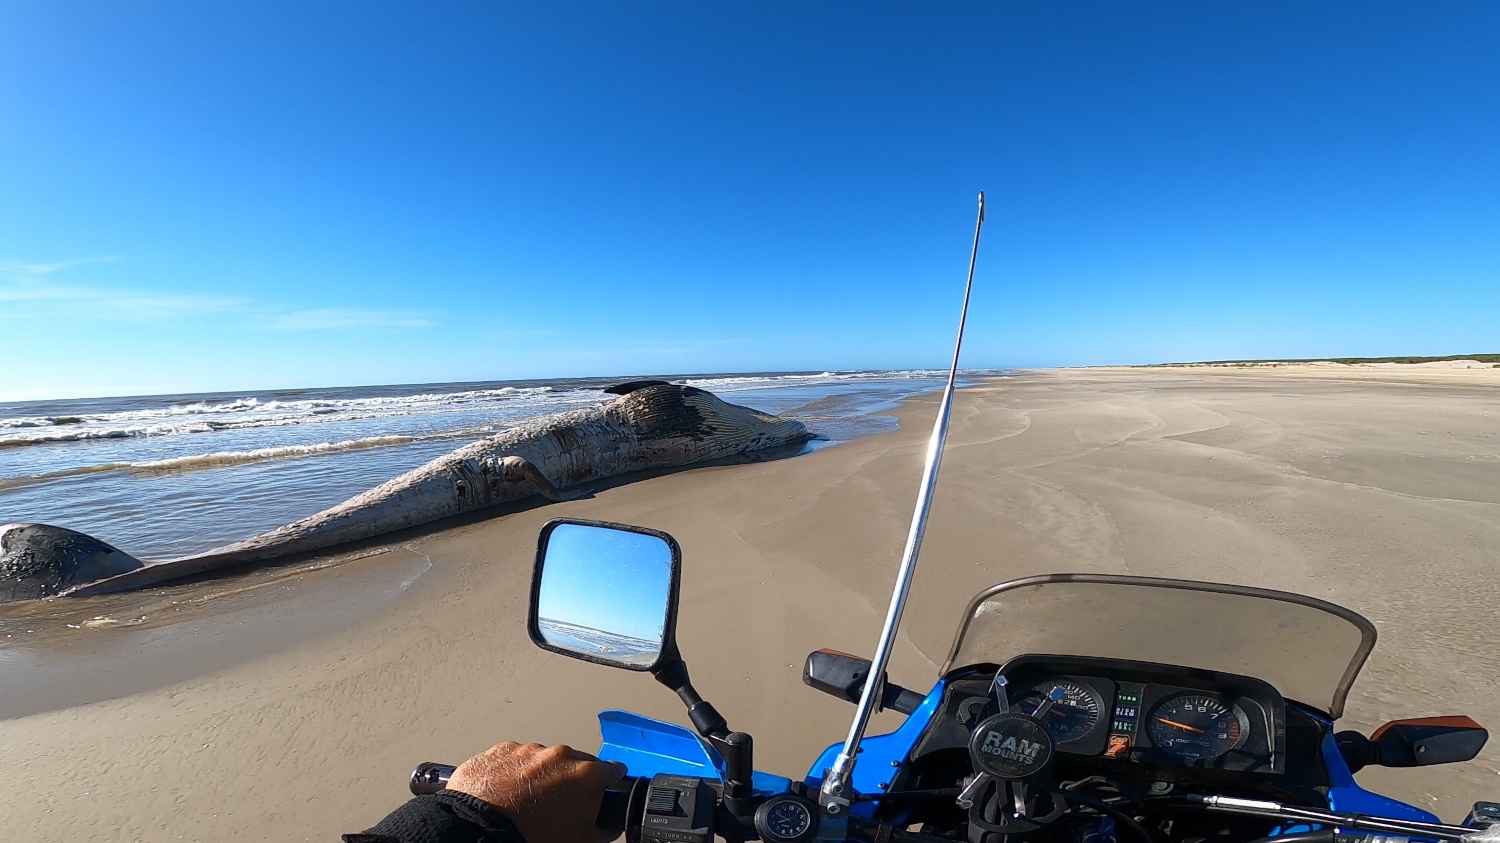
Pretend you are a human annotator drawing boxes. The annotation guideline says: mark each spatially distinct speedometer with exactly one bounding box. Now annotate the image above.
[1018,679,1103,744]
[1146,695,1249,760]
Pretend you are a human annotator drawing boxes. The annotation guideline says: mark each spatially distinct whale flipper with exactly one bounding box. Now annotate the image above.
[499,456,591,502]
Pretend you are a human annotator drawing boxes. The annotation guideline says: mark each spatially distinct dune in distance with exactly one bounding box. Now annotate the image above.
[1097,354,1500,383]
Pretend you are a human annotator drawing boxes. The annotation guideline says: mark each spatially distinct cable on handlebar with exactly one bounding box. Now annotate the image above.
[1060,775,1145,806]
[1058,790,1157,843]
[852,788,964,802]
[848,815,958,843]
[1241,832,1336,843]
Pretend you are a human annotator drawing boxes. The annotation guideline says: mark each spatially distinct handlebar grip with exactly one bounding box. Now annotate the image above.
[597,776,639,833]
[410,763,640,832]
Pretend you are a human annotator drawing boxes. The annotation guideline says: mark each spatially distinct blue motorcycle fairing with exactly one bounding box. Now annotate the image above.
[595,710,793,796]
[1315,717,1440,824]
[1250,704,1440,838]
[803,680,949,818]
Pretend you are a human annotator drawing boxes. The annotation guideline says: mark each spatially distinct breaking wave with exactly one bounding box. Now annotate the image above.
[0,433,480,491]
[0,371,966,448]
[127,435,429,472]
[683,370,950,393]
[0,384,591,448]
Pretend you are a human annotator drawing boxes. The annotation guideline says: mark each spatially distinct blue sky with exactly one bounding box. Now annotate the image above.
[2,2,1496,400]
[537,523,673,645]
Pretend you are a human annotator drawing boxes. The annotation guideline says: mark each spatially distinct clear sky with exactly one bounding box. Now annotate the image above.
[2,2,1496,400]
[537,523,673,646]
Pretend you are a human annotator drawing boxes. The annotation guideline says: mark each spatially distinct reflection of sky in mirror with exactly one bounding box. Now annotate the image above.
[537,524,672,642]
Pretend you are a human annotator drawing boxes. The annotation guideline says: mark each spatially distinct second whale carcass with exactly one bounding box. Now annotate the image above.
[29,382,808,600]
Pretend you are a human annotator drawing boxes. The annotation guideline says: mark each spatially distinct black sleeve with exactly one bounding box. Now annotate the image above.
[343,790,526,843]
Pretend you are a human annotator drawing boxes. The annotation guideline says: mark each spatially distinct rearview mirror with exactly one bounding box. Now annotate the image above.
[1372,716,1488,767]
[528,518,680,671]
[1338,716,1489,772]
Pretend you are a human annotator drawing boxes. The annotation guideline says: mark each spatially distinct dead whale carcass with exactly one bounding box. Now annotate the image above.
[0,523,146,603]
[0,383,808,603]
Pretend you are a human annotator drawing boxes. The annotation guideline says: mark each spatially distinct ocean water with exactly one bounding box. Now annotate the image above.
[0,371,984,561]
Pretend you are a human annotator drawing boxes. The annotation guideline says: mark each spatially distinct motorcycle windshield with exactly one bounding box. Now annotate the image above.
[941,574,1376,719]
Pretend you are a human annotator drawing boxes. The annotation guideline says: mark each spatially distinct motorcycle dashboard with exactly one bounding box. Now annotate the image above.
[918,655,1286,776]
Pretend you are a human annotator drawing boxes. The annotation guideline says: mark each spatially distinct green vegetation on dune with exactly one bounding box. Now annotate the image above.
[1153,354,1500,366]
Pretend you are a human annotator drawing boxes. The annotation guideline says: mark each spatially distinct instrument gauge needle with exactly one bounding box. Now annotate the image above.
[1157,718,1206,734]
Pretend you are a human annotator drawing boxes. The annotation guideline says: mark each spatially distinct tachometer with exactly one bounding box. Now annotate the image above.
[1018,679,1102,744]
[1146,695,1249,760]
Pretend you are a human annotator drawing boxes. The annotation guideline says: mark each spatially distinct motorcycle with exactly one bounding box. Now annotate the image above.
[412,520,1495,843]
[409,195,1496,843]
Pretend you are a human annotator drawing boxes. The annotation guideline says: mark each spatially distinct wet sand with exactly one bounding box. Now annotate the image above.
[3,368,1498,840]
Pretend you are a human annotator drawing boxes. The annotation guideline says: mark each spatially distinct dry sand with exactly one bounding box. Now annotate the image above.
[2,367,1499,840]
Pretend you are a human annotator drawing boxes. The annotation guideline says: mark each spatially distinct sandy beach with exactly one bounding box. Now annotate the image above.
[4,366,1500,841]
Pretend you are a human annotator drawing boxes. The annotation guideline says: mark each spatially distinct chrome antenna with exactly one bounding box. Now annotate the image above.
[820,192,986,813]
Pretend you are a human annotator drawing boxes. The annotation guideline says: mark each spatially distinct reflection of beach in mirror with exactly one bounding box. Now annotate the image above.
[537,618,661,666]
[536,523,672,666]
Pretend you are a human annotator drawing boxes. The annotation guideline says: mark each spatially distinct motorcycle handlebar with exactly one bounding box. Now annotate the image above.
[408,762,636,833]
[409,762,454,796]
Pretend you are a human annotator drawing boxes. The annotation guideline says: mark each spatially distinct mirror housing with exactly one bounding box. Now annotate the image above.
[1337,716,1488,772]
[528,518,682,672]
[1372,716,1488,767]
[803,649,925,715]
[527,518,759,822]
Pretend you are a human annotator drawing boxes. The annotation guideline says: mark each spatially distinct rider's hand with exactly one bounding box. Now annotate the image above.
[447,741,627,843]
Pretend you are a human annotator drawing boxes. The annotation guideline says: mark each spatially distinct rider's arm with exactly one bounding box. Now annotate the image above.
[344,789,523,843]
[343,742,627,843]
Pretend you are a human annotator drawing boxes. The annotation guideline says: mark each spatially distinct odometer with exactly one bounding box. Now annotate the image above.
[1146,695,1249,760]
[1019,679,1103,744]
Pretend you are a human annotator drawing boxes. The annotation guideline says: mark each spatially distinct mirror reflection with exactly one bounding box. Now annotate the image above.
[536,523,673,668]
